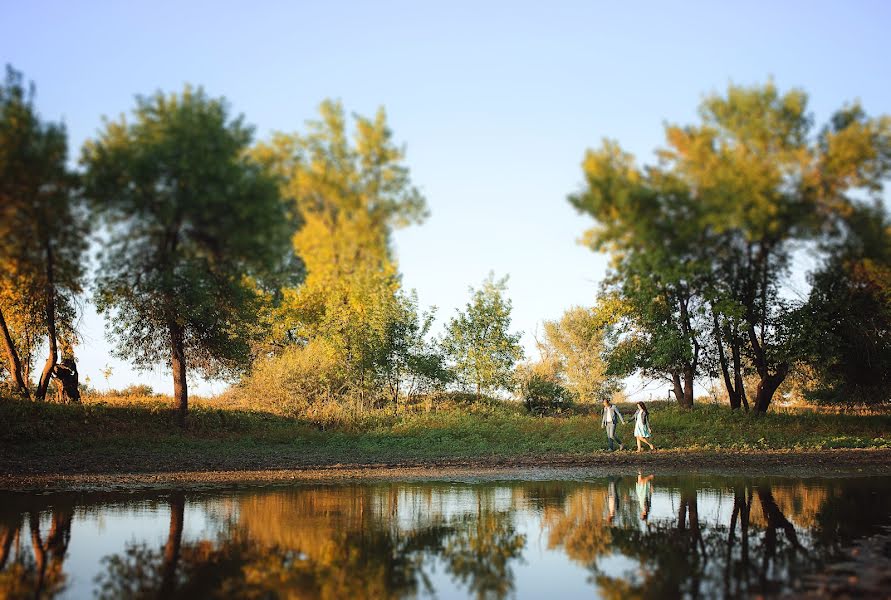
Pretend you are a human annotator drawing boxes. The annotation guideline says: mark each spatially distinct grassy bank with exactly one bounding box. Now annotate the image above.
[1,393,889,476]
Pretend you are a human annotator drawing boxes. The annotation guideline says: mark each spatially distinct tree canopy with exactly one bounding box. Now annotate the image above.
[0,65,86,400]
[81,87,293,422]
[571,81,891,411]
[442,274,524,399]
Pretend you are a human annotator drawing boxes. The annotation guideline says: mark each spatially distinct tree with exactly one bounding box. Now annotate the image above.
[542,304,621,404]
[377,291,451,407]
[442,274,524,399]
[0,65,86,400]
[661,84,891,411]
[251,100,428,404]
[802,201,891,403]
[569,142,710,408]
[571,82,891,412]
[82,87,292,424]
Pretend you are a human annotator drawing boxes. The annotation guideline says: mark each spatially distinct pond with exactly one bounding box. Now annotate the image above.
[2,472,890,598]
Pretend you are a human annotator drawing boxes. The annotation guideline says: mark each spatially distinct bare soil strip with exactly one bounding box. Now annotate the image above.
[2,448,889,492]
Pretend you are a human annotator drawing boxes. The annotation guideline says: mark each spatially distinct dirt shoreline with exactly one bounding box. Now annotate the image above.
[2,448,890,492]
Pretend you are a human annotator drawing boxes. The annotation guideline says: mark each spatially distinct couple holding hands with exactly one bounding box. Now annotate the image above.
[601,399,656,452]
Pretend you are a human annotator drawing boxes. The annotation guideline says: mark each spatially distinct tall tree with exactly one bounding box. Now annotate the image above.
[661,84,891,411]
[0,65,86,399]
[572,82,891,412]
[802,201,891,403]
[442,274,524,400]
[569,142,709,407]
[251,100,427,403]
[82,87,292,424]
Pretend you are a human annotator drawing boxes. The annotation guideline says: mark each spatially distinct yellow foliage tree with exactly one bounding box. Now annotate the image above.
[253,101,427,401]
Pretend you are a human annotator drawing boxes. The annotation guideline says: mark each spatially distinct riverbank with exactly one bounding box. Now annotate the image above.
[2,394,889,487]
[3,448,890,492]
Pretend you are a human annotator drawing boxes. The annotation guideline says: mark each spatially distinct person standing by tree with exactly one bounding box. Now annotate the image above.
[632,401,655,452]
[601,398,625,451]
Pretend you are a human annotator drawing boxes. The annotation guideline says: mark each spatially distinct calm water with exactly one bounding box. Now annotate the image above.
[2,473,890,599]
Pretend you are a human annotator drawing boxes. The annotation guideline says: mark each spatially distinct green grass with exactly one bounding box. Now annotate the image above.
[1,393,889,474]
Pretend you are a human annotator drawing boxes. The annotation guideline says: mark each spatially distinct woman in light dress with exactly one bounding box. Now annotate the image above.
[636,471,654,520]
[633,401,656,452]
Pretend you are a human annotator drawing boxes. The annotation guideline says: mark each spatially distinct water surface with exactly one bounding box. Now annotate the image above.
[2,473,889,598]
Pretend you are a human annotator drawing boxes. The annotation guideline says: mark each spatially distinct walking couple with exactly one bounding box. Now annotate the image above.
[600,399,656,452]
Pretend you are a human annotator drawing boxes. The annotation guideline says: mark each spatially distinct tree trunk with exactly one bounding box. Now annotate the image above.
[753,365,788,414]
[168,319,188,426]
[746,319,787,413]
[713,313,742,409]
[732,340,749,411]
[160,492,185,597]
[0,307,29,397]
[36,240,58,401]
[671,371,685,405]
[682,367,695,408]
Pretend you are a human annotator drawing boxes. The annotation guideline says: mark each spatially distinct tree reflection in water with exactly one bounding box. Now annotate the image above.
[0,498,74,599]
[1,475,890,599]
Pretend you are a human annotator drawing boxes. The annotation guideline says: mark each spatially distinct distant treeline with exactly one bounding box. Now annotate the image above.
[1,65,889,421]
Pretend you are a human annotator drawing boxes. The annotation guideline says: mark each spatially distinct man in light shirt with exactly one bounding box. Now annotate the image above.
[601,399,625,451]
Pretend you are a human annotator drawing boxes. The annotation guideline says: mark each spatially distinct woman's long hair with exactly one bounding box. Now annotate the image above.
[637,401,649,418]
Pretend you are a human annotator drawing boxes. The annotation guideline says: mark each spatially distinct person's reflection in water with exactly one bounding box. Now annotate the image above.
[636,472,654,521]
[607,477,619,524]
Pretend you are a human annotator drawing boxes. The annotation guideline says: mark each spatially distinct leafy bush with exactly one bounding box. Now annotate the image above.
[119,384,155,397]
[228,341,346,416]
[516,363,572,414]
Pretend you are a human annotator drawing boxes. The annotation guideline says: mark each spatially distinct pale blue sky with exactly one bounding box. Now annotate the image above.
[2,0,890,396]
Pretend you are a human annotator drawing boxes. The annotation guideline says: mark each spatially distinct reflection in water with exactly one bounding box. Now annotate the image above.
[1,474,890,598]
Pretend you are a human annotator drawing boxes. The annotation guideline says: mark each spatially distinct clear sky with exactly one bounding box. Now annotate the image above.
[2,0,890,396]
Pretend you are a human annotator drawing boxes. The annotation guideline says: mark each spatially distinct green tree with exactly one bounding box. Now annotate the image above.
[0,65,86,399]
[377,291,451,407]
[661,84,891,411]
[251,100,427,404]
[82,87,292,424]
[572,82,891,412]
[442,274,524,399]
[569,142,709,408]
[802,201,891,403]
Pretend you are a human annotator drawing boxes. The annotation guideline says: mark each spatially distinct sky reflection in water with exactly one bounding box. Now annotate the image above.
[1,473,890,599]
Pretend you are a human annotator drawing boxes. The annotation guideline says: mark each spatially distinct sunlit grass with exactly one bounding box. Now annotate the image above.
[1,392,889,474]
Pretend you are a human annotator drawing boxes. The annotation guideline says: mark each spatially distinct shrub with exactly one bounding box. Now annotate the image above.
[230,341,346,416]
[516,362,572,414]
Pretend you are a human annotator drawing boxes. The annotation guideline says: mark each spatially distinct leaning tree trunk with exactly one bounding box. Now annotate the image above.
[671,370,695,408]
[747,322,788,413]
[0,306,29,397]
[671,371,685,405]
[160,492,185,597]
[168,319,188,427]
[35,240,58,401]
[713,313,745,409]
[753,368,787,414]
